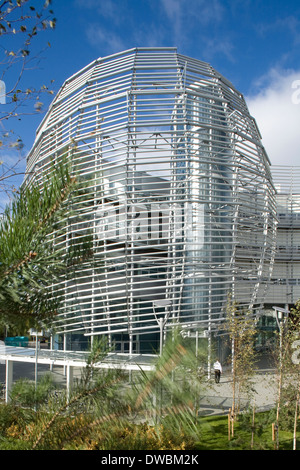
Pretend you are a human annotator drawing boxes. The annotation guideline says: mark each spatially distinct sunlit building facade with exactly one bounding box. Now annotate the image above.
[26,48,277,355]
[266,166,300,305]
[257,166,300,345]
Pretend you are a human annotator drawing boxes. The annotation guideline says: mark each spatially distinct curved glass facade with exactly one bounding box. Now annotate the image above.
[26,48,277,353]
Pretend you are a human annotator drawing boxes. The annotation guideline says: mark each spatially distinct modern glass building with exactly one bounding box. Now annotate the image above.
[25,48,277,356]
[256,166,300,347]
[265,166,300,306]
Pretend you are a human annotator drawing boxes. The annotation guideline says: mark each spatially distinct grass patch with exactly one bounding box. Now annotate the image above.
[195,410,300,450]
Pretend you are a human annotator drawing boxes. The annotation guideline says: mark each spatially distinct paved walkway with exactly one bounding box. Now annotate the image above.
[198,368,277,415]
[0,354,278,416]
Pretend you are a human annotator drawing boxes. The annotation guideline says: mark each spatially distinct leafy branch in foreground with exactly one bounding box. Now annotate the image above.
[0,0,56,124]
[270,302,300,450]
[0,160,91,330]
[0,335,204,450]
[223,295,258,438]
[0,1,57,198]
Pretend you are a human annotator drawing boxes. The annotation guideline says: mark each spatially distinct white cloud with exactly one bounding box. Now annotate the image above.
[160,0,224,47]
[85,25,127,54]
[246,69,300,167]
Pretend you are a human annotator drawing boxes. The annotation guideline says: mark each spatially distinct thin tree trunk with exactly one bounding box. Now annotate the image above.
[251,400,255,449]
[293,382,300,450]
[275,366,282,450]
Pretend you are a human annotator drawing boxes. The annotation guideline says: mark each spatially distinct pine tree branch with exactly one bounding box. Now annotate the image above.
[36,175,77,231]
[2,250,37,277]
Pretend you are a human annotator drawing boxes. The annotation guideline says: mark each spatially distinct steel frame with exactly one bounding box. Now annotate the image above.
[26,48,277,353]
[266,166,300,306]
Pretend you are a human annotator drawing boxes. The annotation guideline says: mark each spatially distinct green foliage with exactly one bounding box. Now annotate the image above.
[194,411,300,450]
[0,0,56,116]
[0,1,56,196]
[132,330,207,445]
[1,334,300,450]
[0,333,206,450]
[0,160,92,331]
[224,295,258,411]
[8,374,55,407]
[0,375,57,450]
[279,383,300,431]
[270,301,300,447]
[0,403,34,449]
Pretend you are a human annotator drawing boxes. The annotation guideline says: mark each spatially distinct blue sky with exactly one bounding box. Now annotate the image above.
[3,0,300,179]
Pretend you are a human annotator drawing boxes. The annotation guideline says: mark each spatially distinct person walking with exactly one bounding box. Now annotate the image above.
[213,359,222,383]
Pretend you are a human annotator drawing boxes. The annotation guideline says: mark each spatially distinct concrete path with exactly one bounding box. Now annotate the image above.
[198,368,278,415]
[0,355,278,416]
